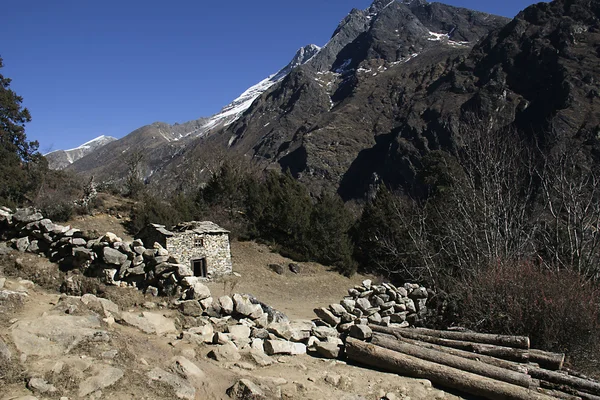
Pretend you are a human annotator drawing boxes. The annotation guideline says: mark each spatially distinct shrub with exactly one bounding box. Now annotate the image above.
[455,260,600,370]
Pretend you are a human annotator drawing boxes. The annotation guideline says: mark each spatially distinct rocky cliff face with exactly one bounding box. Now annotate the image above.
[151,0,509,197]
[69,0,600,201]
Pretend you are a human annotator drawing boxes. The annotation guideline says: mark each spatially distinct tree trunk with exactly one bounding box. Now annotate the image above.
[371,334,534,388]
[530,367,600,396]
[370,325,529,362]
[345,338,554,400]
[410,327,530,349]
[529,349,565,370]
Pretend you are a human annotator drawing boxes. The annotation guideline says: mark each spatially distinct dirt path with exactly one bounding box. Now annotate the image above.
[206,241,372,320]
[0,248,464,400]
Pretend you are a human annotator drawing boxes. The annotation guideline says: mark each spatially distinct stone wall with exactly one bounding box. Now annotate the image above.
[166,232,232,279]
[0,207,233,296]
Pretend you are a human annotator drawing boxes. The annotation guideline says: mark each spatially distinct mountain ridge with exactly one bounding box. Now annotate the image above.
[64,0,600,203]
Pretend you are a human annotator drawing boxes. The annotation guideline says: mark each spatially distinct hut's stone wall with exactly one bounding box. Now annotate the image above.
[166,232,232,279]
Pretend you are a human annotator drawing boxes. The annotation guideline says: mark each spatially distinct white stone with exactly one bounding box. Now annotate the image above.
[228,325,251,341]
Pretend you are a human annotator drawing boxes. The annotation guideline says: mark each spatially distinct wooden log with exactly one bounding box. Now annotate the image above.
[345,338,555,400]
[370,325,529,362]
[371,334,534,388]
[529,349,565,370]
[535,387,582,399]
[411,327,530,349]
[530,368,600,396]
[373,332,530,373]
[540,380,600,400]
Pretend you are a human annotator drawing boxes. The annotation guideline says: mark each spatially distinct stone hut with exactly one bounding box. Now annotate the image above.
[138,221,232,279]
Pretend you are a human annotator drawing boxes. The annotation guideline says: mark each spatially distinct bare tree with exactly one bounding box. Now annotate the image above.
[537,145,600,279]
[430,120,538,276]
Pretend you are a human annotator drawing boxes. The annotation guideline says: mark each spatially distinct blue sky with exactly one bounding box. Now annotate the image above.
[1,0,544,153]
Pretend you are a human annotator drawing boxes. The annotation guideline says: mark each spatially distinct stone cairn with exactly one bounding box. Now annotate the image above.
[0,206,197,296]
[314,279,432,332]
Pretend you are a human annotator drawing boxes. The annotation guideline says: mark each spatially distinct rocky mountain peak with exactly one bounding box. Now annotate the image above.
[45,135,117,170]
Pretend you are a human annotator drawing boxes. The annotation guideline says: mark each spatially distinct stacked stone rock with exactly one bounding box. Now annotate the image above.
[314,279,431,334]
[177,288,344,360]
[0,207,198,296]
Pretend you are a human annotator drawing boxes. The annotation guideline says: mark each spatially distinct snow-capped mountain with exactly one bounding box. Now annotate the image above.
[64,44,322,179]
[199,44,322,133]
[45,135,117,170]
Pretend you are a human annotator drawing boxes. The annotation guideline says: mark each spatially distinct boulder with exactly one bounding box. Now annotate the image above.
[27,378,57,394]
[78,364,124,397]
[179,300,204,317]
[290,342,307,355]
[147,367,196,400]
[101,232,122,244]
[233,294,264,319]
[263,340,296,356]
[405,298,417,313]
[289,320,313,342]
[226,379,266,400]
[170,356,206,383]
[267,321,293,340]
[207,343,241,362]
[12,208,43,224]
[186,325,214,343]
[356,297,371,312]
[174,264,193,279]
[10,315,105,357]
[311,326,339,340]
[118,312,177,336]
[228,325,251,342]
[15,237,29,252]
[218,295,234,314]
[189,281,211,300]
[103,247,128,265]
[349,324,372,340]
[249,349,273,367]
[315,342,340,359]
[341,299,356,313]
[367,312,382,325]
[314,307,340,326]
[268,263,284,275]
[329,303,346,316]
[81,293,119,316]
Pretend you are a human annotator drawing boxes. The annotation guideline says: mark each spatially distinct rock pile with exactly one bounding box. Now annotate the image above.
[177,288,343,360]
[0,206,195,296]
[314,279,433,335]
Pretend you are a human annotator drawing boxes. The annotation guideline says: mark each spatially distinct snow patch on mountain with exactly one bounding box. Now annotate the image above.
[199,44,321,134]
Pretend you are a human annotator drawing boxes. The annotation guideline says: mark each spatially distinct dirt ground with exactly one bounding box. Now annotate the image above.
[206,240,374,320]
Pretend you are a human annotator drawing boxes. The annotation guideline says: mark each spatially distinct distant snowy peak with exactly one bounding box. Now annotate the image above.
[64,135,117,153]
[45,135,117,170]
[200,44,321,132]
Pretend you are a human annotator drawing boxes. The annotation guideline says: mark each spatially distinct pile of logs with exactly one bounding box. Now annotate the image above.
[345,325,600,400]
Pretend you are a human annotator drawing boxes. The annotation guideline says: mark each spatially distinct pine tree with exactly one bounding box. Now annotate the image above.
[0,57,47,205]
